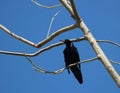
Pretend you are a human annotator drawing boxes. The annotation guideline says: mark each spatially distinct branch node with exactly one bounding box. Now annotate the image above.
[84,35,88,40]
[97,54,101,59]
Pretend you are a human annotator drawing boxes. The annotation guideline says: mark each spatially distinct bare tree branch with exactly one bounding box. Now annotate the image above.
[34,24,78,48]
[60,0,74,17]
[47,10,61,37]
[97,40,120,48]
[32,0,62,9]
[0,29,120,57]
[25,55,98,74]
[32,58,120,74]
[1,37,120,57]
[0,37,85,57]
[69,0,81,21]
[110,60,120,66]
[32,37,85,56]
[0,24,36,47]
[0,24,77,48]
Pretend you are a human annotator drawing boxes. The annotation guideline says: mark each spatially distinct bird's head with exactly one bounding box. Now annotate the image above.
[61,39,72,46]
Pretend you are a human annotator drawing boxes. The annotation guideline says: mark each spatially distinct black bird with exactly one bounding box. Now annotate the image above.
[62,39,83,84]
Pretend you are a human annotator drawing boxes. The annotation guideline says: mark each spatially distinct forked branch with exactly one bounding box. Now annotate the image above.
[25,55,98,74]
[60,0,120,87]
[69,0,81,21]
[0,37,85,57]
[0,36,120,58]
[0,24,77,48]
[25,55,120,75]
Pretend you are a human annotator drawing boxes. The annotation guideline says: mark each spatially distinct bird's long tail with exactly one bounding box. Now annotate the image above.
[71,67,83,84]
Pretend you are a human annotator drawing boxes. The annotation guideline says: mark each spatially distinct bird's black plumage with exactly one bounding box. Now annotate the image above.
[62,39,83,84]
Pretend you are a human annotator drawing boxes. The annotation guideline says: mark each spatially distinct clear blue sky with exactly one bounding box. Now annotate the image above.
[0,0,120,93]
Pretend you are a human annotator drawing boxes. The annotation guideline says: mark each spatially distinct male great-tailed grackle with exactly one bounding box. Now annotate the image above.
[62,39,83,84]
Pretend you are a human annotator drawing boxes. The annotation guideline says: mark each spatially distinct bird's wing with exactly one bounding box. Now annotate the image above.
[72,47,80,68]
[72,47,80,62]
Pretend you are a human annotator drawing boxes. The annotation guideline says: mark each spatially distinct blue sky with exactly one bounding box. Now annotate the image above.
[0,0,120,93]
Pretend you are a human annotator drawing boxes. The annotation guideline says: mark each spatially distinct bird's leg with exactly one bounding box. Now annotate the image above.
[78,64,80,68]
[67,68,70,74]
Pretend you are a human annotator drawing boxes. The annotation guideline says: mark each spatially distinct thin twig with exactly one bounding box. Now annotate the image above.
[110,60,120,65]
[32,0,62,9]
[25,56,98,74]
[47,10,61,37]
[25,54,53,74]
[97,40,120,48]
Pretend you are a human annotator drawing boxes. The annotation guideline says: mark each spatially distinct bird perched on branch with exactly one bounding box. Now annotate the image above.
[62,39,83,84]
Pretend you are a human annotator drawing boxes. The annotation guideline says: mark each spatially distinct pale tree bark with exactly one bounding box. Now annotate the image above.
[60,0,120,87]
